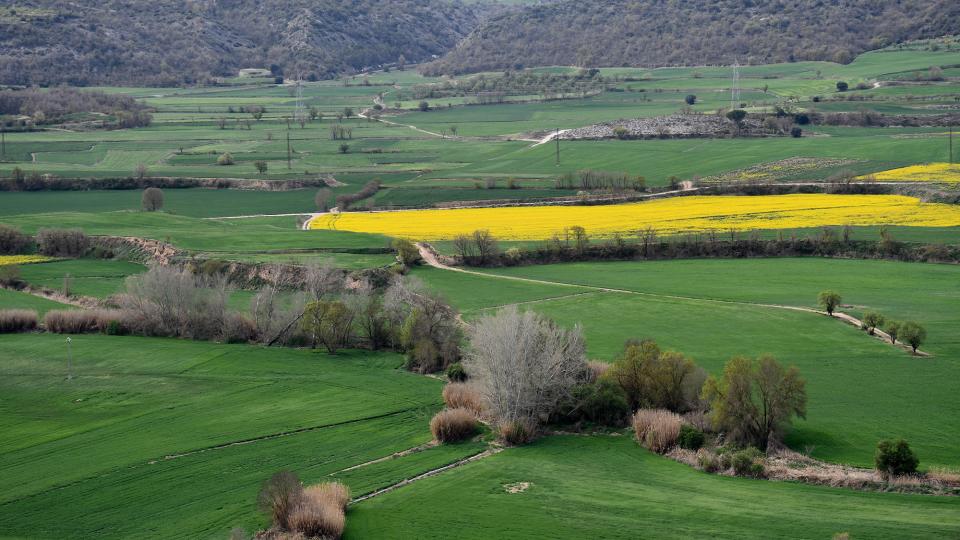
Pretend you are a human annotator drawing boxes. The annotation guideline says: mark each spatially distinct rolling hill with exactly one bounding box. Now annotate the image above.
[422,0,960,75]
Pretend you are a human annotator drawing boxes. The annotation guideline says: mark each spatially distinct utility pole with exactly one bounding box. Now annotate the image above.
[1,128,5,160]
[950,123,954,164]
[65,337,73,380]
[286,130,292,170]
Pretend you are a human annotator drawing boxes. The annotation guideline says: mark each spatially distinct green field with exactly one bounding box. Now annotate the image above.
[0,335,482,539]
[18,259,146,298]
[415,258,960,468]
[348,436,960,539]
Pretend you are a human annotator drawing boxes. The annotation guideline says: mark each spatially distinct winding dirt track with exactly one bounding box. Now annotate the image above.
[415,243,926,355]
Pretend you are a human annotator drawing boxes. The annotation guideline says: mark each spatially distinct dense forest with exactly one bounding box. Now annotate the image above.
[422,0,960,75]
[0,0,486,86]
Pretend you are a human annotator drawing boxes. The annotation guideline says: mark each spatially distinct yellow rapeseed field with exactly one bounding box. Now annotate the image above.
[0,255,55,266]
[309,194,960,241]
[866,163,960,182]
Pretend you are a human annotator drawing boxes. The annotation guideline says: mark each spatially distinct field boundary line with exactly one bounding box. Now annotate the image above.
[350,447,502,505]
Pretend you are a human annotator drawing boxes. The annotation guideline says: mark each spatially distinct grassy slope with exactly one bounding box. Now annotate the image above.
[347,436,960,539]
[0,287,72,314]
[0,334,482,539]
[18,259,146,298]
[416,258,960,468]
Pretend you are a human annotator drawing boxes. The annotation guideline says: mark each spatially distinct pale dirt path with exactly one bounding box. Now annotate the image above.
[415,244,926,355]
[529,128,572,147]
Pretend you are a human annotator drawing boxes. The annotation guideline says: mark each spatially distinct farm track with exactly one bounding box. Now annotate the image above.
[415,244,926,355]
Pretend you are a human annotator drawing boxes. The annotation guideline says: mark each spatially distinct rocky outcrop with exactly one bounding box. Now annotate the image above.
[562,114,781,140]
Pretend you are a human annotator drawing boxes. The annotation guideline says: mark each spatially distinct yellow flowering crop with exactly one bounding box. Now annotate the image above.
[866,163,960,183]
[309,194,960,241]
[0,255,55,266]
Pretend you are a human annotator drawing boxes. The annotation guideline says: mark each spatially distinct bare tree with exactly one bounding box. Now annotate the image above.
[472,229,498,264]
[141,187,164,212]
[303,262,344,301]
[465,306,587,432]
[452,234,476,261]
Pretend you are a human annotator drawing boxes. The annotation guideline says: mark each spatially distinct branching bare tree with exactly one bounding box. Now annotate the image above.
[464,306,587,430]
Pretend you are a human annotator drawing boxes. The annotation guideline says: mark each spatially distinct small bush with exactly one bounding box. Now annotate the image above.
[430,408,479,443]
[566,379,630,426]
[0,224,31,255]
[257,470,303,530]
[499,417,536,446]
[288,502,344,538]
[446,362,467,382]
[222,312,258,343]
[217,152,234,166]
[0,309,38,333]
[632,409,682,453]
[302,482,350,511]
[36,228,89,257]
[731,447,765,477]
[677,424,705,450]
[696,448,721,473]
[442,382,483,414]
[875,438,919,475]
[585,360,610,382]
[44,309,127,334]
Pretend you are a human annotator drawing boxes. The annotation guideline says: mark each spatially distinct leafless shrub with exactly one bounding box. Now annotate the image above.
[304,262,344,301]
[251,283,308,346]
[36,228,89,257]
[682,410,712,432]
[498,417,537,446]
[430,408,479,443]
[632,409,682,453]
[288,483,349,539]
[120,266,230,339]
[465,306,587,437]
[43,309,126,334]
[0,224,31,254]
[223,312,258,343]
[586,360,610,382]
[0,309,38,332]
[928,467,960,485]
[442,383,483,415]
[257,471,303,530]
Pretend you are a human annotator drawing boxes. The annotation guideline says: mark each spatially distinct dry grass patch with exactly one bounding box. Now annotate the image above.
[442,382,483,415]
[43,308,126,334]
[632,409,682,453]
[498,417,537,446]
[586,360,610,382]
[430,408,479,443]
[0,309,38,333]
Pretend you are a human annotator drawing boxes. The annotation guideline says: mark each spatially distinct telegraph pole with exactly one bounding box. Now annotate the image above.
[950,123,954,164]
[286,130,292,170]
[65,337,73,380]
[1,128,5,160]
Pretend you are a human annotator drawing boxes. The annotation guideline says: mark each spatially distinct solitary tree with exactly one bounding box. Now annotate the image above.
[702,355,807,449]
[343,107,354,118]
[898,321,927,353]
[141,187,164,212]
[217,152,234,166]
[418,101,430,112]
[862,312,885,335]
[135,163,148,180]
[817,290,842,316]
[875,439,919,476]
[726,109,747,134]
[257,471,302,530]
[392,238,421,266]
[338,143,350,154]
[449,125,458,136]
[684,94,697,105]
[836,81,849,92]
[253,160,268,175]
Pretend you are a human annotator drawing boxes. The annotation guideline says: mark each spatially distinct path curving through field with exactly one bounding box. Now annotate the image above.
[415,243,926,355]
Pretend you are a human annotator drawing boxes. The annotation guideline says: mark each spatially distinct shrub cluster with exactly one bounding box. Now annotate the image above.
[632,409,682,453]
[875,439,919,476]
[0,224,31,255]
[36,228,89,257]
[257,472,349,539]
[43,309,127,334]
[335,180,381,211]
[430,408,479,443]
[0,309,38,333]
[442,383,483,415]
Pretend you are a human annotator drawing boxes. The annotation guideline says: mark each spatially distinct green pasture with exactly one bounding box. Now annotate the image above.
[18,259,146,298]
[0,334,475,539]
[0,287,72,314]
[348,435,960,539]
[415,257,960,468]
